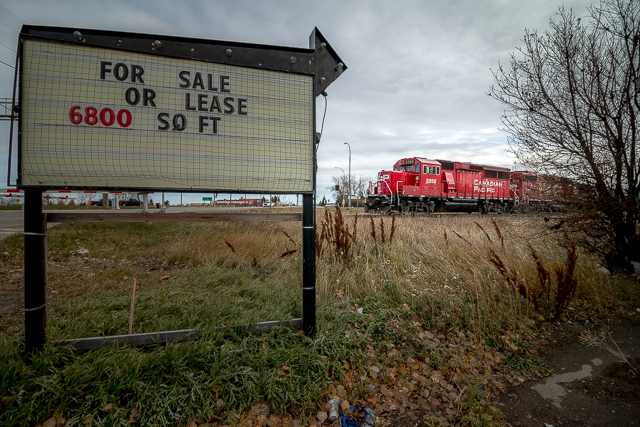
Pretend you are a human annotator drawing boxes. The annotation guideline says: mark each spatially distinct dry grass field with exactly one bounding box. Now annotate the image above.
[0,209,637,426]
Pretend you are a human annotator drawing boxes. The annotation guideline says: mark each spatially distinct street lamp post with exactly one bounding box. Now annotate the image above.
[335,167,345,207]
[344,142,351,209]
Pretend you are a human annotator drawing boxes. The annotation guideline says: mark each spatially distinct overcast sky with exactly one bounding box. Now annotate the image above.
[0,0,592,204]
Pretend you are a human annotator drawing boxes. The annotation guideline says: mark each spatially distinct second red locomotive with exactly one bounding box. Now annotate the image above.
[365,157,513,214]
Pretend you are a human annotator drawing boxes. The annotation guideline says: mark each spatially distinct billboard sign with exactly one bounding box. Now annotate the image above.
[16,26,346,194]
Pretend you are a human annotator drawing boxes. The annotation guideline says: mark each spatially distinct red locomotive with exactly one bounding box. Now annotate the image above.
[365,157,580,214]
[365,157,514,214]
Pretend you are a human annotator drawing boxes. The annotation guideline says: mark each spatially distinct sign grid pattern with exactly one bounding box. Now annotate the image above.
[20,40,314,193]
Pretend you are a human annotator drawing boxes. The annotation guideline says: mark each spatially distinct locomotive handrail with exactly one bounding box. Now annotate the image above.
[509,184,520,205]
[396,180,403,195]
[383,179,392,195]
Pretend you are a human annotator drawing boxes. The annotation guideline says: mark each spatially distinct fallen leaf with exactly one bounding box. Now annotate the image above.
[161,275,169,280]
[0,397,14,408]
[101,403,114,413]
[337,385,347,399]
[130,408,141,418]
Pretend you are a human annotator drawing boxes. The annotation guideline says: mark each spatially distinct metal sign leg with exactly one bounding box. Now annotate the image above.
[302,193,316,336]
[23,189,47,355]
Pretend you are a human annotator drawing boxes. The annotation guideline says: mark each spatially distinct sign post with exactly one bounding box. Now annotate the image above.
[23,189,47,354]
[13,25,346,353]
[302,193,316,335]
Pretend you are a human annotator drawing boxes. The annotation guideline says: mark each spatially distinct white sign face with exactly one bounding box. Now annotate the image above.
[20,39,314,192]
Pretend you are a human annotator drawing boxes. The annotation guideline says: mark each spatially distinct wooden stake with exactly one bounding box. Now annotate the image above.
[129,279,137,335]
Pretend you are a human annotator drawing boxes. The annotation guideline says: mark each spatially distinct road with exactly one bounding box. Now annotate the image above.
[0,211,24,241]
[0,206,274,241]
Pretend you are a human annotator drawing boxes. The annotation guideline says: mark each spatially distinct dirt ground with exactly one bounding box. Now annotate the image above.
[498,313,640,427]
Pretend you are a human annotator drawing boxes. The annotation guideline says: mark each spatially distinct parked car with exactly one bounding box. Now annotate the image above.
[90,199,112,207]
[122,198,141,206]
[263,202,273,207]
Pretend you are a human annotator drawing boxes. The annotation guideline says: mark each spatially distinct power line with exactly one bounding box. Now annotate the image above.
[0,3,27,25]
[0,18,18,34]
[0,41,14,52]
[0,59,14,69]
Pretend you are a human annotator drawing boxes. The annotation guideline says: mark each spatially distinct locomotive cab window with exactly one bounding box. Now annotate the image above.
[423,165,440,175]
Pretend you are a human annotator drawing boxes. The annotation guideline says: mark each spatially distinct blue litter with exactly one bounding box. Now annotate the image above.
[340,416,359,427]
[339,407,375,427]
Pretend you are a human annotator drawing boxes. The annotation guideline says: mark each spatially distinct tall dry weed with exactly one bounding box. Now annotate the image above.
[527,243,552,310]
[491,218,504,249]
[369,214,377,242]
[389,212,396,244]
[487,248,535,306]
[316,207,357,264]
[487,224,579,320]
[474,221,494,245]
[553,241,578,320]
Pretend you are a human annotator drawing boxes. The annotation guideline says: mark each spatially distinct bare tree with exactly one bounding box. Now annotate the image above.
[75,192,93,206]
[489,0,639,270]
[352,175,374,208]
[328,175,349,206]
